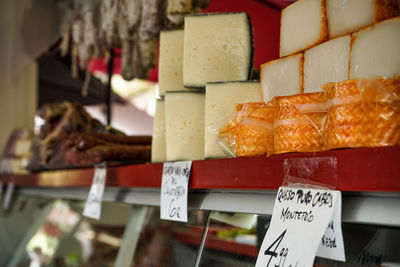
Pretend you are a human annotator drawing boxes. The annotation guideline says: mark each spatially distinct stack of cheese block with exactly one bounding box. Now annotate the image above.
[152,12,259,162]
[152,0,400,162]
[259,0,400,153]
[262,0,400,100]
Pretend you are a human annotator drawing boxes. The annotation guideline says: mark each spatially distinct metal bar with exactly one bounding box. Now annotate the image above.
[115,206,148,267]
[6,201,54,267]
[106,49,114,126]
[13,187,400,227]
[194,210,211,267]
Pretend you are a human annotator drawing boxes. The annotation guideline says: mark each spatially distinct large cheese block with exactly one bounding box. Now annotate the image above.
[151,100,166,163]
[158,30,188,96]
[165,91,205,161]
[280,0,328,57]
[327,0,400,38]
[304,35,350,93]
[261,53,303,102]
[204,81,261,158]
[183,13,253,89]
[350,18,400,79]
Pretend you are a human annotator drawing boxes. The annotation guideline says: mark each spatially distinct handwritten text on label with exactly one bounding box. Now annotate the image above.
[256,187,340,267]
[160,161,191,222]
[83,166,107,220]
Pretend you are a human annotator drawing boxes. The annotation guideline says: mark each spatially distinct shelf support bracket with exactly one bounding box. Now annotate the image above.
[115,206,147,267]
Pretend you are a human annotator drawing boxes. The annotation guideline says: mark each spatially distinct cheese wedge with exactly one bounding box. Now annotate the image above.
[304,35,350,93]
[280,0,328,57]
[327,0,400,38]
[165,92,205,161]
[158,30,187,96]
[350,18,400,79]
[183,13,253,89]
[261,53,303,102]
[205,81,261,158]
[151,100,166,162]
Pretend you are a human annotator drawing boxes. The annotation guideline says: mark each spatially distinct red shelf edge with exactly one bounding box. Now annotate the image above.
[1,147,399,192]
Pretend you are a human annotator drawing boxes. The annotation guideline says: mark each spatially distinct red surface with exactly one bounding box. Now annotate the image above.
[191,146,400,191]
[1,147,400,192]
[174,230,258,258]
[257,0,296,9]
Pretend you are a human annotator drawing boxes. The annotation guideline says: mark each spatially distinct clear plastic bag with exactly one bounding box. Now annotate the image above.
[274,92,328,154]
[322,78,400,150]
[283,157,337,189]
[217,102,274,157]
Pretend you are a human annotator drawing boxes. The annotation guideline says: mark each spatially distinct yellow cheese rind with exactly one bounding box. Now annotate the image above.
[151,100,166,163]
[304,35,350,93]
[183,13,253,88]
[350,18,400,79]
[204,81,261,159]
[158,30,187,96]
[165,92,205,161]
[280,0,328,57]
[261,53,303,102]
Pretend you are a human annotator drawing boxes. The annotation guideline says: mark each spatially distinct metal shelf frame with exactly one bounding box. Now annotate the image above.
[14,187,400,228]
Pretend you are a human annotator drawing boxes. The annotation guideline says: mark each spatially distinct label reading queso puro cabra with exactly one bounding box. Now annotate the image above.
[256,187,344,267]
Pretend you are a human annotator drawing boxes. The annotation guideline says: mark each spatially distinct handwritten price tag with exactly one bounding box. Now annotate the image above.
[160,161,192,222]
[83,166,107,220]
[316,193,345,261]
[0,181,3,202]
[256,187,341,267]
[3,182,15,210]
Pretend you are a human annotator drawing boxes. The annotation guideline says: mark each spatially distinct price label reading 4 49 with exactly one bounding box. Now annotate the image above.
[256,187,344,267]
[160,161,192,222]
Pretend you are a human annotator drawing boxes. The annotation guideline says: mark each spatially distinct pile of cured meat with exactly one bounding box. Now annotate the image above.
[61,133,151,165]
[32,101,151,169]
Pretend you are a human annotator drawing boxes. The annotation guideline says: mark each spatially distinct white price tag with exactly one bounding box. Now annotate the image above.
[256,187,341,267]
[160,161,191,222]
[0,181,3,202]
[3,182,15,210]
[83,166,107,220]
[316,193,345,261]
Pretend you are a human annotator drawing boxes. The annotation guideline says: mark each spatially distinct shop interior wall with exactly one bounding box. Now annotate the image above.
[0,63,37,153]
